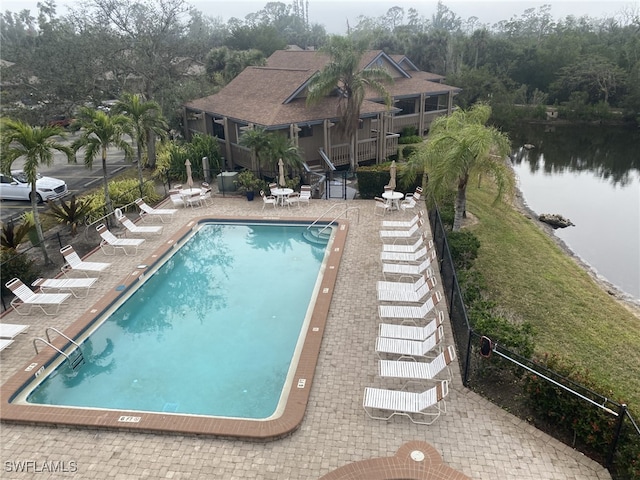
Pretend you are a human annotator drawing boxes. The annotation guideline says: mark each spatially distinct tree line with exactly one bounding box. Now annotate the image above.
[1,0,638,129]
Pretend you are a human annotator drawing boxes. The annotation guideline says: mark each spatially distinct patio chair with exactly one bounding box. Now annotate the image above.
[378,346,456,384]
[382,234,433,254]
[374,197,390,216]
[379,219,424,240]
[378,291,443,322]
[377,273,436,294]
[363,379,448,425]
[134,198,177,223]
[377,275,439,303]
[285,191,301,208]
[381,210,424,228]
[169,191,185,208]
[60,245,111,277]
[260,190,277,210]
[268,183,278,194]
[378,310,445,341]
[115,208,163,236]
[0,323,30,339]
[199,187,214,207]
[299,185,312,205]
[96,224,145,256]
[400,187,423,212]
[375,325,445,361]
[5,277,71,316]
[185,191,203,208]
[32,277,98,298]
[380,245,433,263]
[0,339,14,352]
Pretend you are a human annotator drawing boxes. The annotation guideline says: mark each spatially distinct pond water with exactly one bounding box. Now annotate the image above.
[508,123,640,300]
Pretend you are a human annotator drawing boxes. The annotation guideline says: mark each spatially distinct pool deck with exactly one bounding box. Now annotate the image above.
[0,194,611,480]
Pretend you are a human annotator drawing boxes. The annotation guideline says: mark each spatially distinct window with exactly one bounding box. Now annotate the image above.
[396,99,415,115]
[212,119,225,140]
[299,125,313,138]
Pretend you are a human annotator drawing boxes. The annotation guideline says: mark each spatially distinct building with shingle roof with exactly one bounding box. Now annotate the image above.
[183,49,460,174]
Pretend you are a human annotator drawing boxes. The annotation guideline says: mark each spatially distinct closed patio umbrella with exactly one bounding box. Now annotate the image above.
[185,159,194,189]
[389,160,397,190]
[278,158,286,187]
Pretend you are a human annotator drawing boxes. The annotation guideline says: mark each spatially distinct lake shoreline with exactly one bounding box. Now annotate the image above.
[508,178,640,318]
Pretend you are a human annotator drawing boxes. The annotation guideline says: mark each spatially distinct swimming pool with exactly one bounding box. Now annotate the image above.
[1,217,348,438]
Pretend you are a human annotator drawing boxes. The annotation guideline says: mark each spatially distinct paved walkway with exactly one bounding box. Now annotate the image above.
[0,194,611,479]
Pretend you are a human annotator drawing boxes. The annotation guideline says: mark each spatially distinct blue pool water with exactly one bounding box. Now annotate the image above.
[26,222,330,419]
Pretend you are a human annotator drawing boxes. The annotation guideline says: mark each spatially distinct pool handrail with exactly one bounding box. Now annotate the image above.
[308,203,359,234]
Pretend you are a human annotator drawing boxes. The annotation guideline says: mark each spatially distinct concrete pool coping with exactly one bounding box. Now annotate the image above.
[0,215,348,439]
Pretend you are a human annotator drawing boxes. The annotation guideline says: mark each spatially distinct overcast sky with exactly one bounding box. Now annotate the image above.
[0,0,634,33]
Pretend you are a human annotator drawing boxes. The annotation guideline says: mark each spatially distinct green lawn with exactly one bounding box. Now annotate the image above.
[465,185,640,412]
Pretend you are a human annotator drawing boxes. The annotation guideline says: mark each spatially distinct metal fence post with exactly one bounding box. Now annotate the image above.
[606,403,628,468]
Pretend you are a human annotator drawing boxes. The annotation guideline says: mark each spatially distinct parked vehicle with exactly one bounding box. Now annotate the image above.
[0,171,68,203]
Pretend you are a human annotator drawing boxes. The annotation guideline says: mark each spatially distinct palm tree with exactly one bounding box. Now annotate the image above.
[306,36,393,171]
[0,118,74,264]
[405,103,514,231]
[112,93,168,188]
[72,108,133,220]
[239,126,271,175]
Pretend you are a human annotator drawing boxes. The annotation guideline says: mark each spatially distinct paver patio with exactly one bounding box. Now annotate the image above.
[0,193,611,479]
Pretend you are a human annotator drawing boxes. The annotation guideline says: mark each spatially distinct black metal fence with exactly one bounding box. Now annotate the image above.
[428,207,640,478]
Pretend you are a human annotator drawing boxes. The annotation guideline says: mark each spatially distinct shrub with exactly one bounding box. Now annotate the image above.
[45,195,93,236]
[1,217,33,249]
[447,231,480,270]
[0,248,37,297]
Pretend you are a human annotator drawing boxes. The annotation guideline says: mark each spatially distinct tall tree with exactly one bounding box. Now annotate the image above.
[112,93,168,183]
[306,36,393,170]
[405,103,514,231]
[0,119,74,263]
[72,108,133,220]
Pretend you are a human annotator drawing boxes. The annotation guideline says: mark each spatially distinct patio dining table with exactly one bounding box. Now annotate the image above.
[270,187,293,206]
[382,190,404,211]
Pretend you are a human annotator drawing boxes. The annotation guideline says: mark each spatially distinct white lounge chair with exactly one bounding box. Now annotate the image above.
[60,245,111,277]
[378,346,457,383]
[380,219,424,240]
[378,291,443,321]
[97,224,145,256]
[135,198,177,223]
[375,325,445,360]
[363,379,448,425]
[381,245,433,263]
[381,251,438,280]
[381,210,424,228]
[377,277,439,303]
[0,323,30,339]
[299,185,312,205]
[5,278,71,316]
[115,208,163,236]
[379,311,445,341]
[32,277,98,298]
[377,273,436,294]
[382,234,432,253]
[0,339,14,352]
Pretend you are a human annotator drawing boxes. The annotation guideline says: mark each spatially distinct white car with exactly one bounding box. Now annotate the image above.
[0,171,68,203]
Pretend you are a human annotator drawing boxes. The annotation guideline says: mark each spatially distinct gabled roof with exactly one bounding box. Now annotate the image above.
[185,50,459,128]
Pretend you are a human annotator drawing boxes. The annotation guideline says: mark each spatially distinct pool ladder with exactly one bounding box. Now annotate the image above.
[33,327,85,371]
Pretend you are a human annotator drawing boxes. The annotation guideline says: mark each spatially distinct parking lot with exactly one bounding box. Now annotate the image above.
[0,132,133,223]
